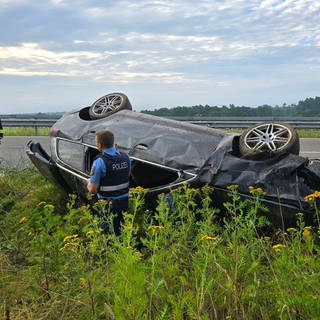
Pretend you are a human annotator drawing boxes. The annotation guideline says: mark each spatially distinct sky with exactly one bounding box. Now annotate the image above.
[0,0,319,114]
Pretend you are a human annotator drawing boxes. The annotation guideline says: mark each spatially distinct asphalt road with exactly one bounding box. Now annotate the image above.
[0,136,320,169]
[0,136,51,169]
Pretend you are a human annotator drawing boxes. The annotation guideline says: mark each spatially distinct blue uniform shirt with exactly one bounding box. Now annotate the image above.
[90,147,130,200]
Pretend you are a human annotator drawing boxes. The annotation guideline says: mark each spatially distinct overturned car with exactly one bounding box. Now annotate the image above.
[26,93,320,227]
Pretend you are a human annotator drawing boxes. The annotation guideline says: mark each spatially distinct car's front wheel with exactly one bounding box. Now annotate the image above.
[89,93,132,119]
[239,121,299,159]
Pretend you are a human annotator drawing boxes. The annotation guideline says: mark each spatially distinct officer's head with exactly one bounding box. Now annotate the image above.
[95,130,114,151]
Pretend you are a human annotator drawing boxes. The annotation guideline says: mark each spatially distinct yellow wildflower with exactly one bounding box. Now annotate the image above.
[227,185,238,192]
[79,277,87,288]
[97,199,108,205]
[130,186,147,193]
[249,186,265,196]
[170,187,181,194]
[93,199,109,210]
[44,204,54,210]
[86,192,93,200]
[200,235,217,241]
[272,244,286,252]
[89,243,97,251]
[59,242,79,252]
[27,231,33,237]
[147,225,165,231]
[305,191,320,202]
[86,230,95,236]
[19,216,27,223]
[63,234,79,242]
[69,194,77,200]
[201,185,214,194]
[123,225,134,232]
[286,227,297,233]
[134,251,142,259]
[78,216,88,223]
[302,226,313,241]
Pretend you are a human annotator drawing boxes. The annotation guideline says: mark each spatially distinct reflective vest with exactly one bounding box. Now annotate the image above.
[97,152,130,198]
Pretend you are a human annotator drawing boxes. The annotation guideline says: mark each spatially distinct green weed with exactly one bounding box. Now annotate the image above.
[3,127,50,136]
[0,169,319,319]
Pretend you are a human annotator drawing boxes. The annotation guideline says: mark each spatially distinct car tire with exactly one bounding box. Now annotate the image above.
[89,93,132,119]
[239,121,299,159]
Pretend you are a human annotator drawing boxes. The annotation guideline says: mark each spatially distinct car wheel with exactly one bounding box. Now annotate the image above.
[239,121,299,158]
[89,93,132,119]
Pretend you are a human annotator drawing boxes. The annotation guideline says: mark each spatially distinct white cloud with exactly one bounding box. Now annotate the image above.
[0,0,319,112]
[0,68,69,76]
[0,43,103,77]
[0,43,101,63]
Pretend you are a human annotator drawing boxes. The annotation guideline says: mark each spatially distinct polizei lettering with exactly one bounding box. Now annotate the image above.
[112,161,128,171]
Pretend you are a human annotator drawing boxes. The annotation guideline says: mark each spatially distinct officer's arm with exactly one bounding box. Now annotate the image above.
[87,160,102,194]
[87,180,98,193]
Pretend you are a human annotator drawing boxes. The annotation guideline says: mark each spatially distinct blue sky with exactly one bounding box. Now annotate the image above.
[0,0,319,114]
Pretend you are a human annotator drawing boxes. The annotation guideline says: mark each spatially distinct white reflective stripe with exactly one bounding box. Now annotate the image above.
[100,182,129,192]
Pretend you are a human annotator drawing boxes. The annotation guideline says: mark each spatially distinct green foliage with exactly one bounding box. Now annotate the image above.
[142,96,320,117]
[3,127,50,136]
[0,170,320,319]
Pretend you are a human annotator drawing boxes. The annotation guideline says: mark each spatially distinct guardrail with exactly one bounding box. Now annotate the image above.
[1,116,320,135]
[167,116,320,128]
[1,119,56,135]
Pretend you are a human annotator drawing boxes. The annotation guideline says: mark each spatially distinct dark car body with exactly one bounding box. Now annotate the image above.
[26,95,320,227]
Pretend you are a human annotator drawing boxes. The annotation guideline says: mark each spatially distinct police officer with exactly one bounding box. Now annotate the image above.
[87,130,131,234]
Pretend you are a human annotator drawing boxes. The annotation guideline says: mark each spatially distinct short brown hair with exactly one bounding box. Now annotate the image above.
[96,130,114,148]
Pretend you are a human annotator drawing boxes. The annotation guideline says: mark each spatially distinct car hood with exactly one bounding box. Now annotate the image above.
[54,109,236,173]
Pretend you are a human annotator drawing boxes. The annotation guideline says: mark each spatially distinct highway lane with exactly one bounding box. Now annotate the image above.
[0,136,320,169]
[0,136,50,169]
[299,138,320,159]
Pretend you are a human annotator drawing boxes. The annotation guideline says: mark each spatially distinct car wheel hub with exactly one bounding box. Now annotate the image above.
[244,123,292,152]
[92,94,123,116]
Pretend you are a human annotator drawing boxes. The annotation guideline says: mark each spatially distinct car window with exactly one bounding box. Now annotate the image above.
[57,139,84,171]
[85,147,100,174]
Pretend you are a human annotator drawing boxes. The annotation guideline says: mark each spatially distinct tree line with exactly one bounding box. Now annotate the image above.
[141,96,320,117]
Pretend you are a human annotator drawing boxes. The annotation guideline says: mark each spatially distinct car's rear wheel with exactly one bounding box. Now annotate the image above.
[239,121,299,159]
[89,93,132,119]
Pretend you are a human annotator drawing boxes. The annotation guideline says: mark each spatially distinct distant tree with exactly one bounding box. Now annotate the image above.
[140,96,320,117]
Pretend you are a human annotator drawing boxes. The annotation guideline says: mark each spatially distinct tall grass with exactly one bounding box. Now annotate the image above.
[3,127,49,136]
[0,169,319,319]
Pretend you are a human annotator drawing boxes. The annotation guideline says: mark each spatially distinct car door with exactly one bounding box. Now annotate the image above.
[54,138,89,197]
[26,141,71,193]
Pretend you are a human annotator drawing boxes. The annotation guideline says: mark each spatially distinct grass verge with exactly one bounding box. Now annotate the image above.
[0,169,319,319]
